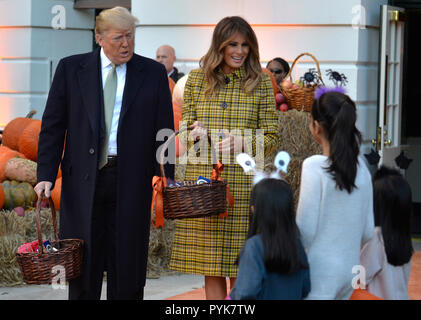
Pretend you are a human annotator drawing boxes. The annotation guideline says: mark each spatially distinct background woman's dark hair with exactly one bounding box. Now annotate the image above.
[266,57,290,75]
[246,178,308,274]
[311,91,362,193]
[373,166,414,266]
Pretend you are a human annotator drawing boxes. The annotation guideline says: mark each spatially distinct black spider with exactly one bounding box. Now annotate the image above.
[326,69,348,87]
[300,68,319,87]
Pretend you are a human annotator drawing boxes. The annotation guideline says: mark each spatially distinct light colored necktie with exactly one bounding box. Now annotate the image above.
[99,63,117,169]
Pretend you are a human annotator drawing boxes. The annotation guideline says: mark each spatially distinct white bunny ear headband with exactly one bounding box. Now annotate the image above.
[236,151,291,185]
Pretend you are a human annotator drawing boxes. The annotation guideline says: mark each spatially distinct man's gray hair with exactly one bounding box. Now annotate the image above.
[95,6,138,35]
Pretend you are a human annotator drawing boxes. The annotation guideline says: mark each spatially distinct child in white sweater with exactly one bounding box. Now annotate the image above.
[296,89,374,300]
[360,166,414,299]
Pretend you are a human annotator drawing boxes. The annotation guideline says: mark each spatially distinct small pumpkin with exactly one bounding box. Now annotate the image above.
[2,118,34,151]
[4,157,37,186]
[1,180,37,209]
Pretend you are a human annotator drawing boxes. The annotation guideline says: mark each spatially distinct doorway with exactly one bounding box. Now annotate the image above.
[401,8,421,236]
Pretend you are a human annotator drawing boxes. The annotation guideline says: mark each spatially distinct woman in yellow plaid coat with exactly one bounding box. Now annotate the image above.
[169,16,279,299]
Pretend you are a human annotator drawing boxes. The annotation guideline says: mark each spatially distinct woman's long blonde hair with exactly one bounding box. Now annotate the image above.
[200,16,262,97]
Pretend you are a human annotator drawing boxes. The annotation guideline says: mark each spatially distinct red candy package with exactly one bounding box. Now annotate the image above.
[17,240,40,253]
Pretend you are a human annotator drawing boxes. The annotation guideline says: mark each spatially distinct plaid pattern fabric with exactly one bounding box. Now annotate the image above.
[169,66,279,277]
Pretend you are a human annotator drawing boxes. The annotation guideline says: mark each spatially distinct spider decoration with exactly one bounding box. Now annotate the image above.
[300,68,319,87]
[326,69,348,87]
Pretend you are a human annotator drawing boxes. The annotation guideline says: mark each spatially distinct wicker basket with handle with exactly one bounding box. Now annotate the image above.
[280,52,325,112]
[15,196,84,285]
[156,126,228,220]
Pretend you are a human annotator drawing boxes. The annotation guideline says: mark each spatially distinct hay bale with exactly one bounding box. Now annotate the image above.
[147,217,178,279]
[0,234,25,286]
[146,163,186,278]
[265,110,322,208]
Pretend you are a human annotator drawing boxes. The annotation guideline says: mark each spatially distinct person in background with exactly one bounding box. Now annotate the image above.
[34,7,174,300]
[266,57,290,88]
[360,165,414,300]
[169,16,279,300]
[156,44,185,83]
[229,178,310,300]
[296,89,374,300]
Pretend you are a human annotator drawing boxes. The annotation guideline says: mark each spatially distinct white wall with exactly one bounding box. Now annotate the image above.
[0,0,95,126]
[133,0,388,156]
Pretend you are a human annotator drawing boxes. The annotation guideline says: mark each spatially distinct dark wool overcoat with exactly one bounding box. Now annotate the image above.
[37,47,174,295]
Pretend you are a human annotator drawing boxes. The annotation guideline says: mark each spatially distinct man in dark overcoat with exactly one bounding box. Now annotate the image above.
[34,7,174,300]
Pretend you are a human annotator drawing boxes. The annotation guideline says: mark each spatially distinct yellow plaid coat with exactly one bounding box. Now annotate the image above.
[169,66,279,277]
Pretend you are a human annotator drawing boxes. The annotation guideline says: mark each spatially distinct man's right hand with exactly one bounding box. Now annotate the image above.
[34,181,53,198]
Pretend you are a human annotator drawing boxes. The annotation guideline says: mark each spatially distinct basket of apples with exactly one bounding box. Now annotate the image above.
[279,52,325,112]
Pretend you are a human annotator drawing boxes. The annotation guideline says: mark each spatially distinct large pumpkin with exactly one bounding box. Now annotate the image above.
[2,118,34,151]
[262,67,279,97]
[0,146,26,182]
[168,76,176,96]
[173,102,182,131]
[172,74,189,107]
[18,119,41,161]
[51,177,62,211]
[1,180,37,210]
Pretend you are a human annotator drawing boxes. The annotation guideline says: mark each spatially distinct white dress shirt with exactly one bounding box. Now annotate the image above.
[100,48,127,156]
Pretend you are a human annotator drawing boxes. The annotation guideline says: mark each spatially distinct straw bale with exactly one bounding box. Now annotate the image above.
[0,234,25,286]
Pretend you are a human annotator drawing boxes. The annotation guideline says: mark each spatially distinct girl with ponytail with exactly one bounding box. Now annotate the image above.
[296,90,375,300]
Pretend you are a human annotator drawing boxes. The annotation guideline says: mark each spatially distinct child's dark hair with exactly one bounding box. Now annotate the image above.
[266,57,290,75]
[373,166,414,266]
[311,91,362,193]
[247,178,308,274]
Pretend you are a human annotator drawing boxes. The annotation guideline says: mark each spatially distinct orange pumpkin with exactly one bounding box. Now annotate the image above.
[18,119,42,161]
[172,74,189,107]
[349,289,382,300]
[51,177,62,210]
[168,76,176,97]
[175,136,186,158]
[173,102,182,131]
[2,118,34,151]
[0,146,26,182]
[262,67,279,97]
[0,184,5,209]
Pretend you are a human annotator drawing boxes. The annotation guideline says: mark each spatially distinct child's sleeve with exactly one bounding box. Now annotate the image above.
[296,158,322,249]
[360,230,384,285]
[229,239,264,300]
[362,179,375,246]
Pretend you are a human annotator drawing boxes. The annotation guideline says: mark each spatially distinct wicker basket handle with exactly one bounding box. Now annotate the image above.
[284,52,325,86]
[35,192,59,254]
[159,124,219,179]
